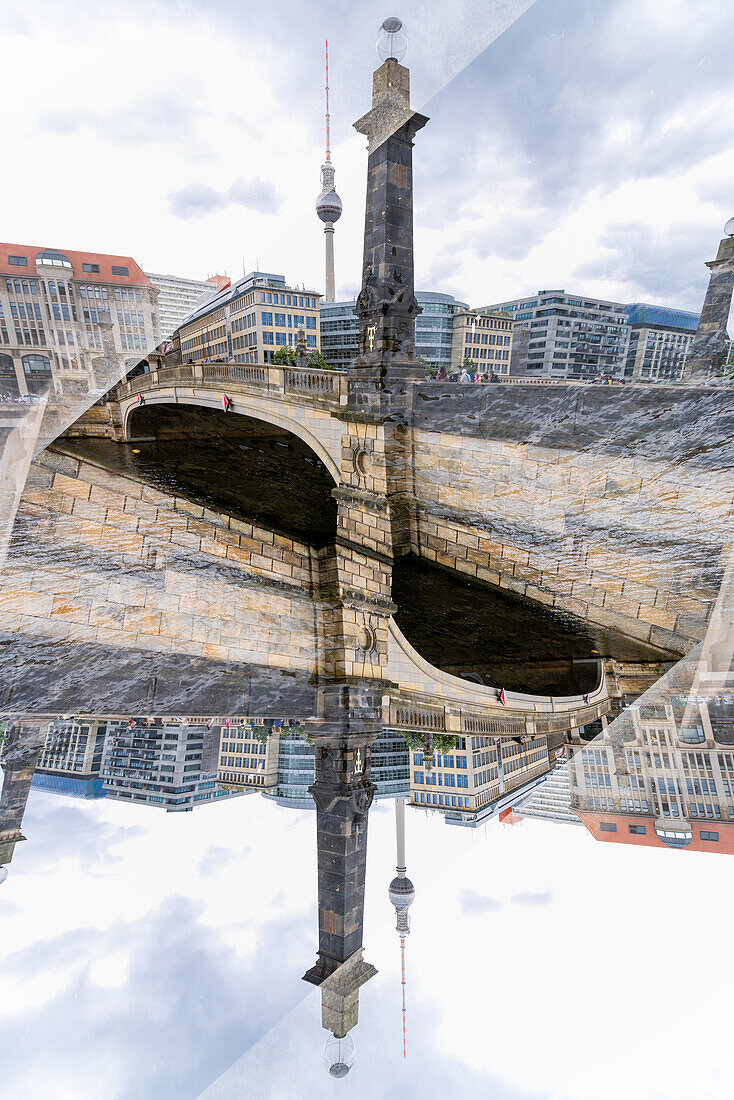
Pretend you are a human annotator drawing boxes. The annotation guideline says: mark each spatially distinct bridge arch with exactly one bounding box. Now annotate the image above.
[120,388,342,483]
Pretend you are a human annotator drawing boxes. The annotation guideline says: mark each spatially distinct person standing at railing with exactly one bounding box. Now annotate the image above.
[460,367,471,383]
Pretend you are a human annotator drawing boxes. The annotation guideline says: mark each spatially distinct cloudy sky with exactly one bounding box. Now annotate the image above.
[2,783,733,1099]
[3,0,734,311]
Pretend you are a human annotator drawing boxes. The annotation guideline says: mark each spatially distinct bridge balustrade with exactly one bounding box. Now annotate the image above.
[120,361,347,406]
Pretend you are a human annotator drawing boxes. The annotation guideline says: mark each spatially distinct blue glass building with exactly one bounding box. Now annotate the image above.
[320,292,468,373]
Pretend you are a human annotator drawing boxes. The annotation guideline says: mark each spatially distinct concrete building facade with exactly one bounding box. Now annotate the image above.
[145,271,230,338]
[483,289,629,380]
[102,718,241,812]
[176,271,321,366]
[0,243,159,397]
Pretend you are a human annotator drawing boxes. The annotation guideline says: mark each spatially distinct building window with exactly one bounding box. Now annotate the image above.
[22,353,51,375]
[82,262,100,273]
[8,255,28,266]
[701,830,719,841]
[111,265,129,276]
[599,822,617,832]
[628,824,646,835]
[261,312,273,326]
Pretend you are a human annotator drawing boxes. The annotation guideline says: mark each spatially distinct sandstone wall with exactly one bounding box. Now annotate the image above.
[409,384,734,654]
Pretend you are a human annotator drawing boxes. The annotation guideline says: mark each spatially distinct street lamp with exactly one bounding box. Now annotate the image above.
[376,17,408,63]
[323,1032,356,1078]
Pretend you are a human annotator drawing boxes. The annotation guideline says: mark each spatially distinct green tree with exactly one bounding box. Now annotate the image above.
[272,344,296,365]
[306,349,331,371]
[461,355,475,372]
[294,723,314,746]
[251,724,270,744]
[434,734,458,755]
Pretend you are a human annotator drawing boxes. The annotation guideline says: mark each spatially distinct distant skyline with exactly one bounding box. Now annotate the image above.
[3,0,734,318]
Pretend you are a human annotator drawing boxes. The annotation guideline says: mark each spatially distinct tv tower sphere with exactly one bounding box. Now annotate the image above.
[376,16,408,62]
[725,216,734,237]
[315,186,342,225]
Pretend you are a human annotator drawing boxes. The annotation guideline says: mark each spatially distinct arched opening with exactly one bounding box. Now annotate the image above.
[390,555,667,695]
[22,353,52,395]
[0,353,19,397]
[64,402,338,546]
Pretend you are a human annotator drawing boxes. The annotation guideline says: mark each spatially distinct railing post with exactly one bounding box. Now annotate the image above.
[268,365,285,393]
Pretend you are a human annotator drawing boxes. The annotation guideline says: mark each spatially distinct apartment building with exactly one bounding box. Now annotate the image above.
[216,718,295,790]
[102,718,241,812]
[0,242,159,396]
[31,716,108,799]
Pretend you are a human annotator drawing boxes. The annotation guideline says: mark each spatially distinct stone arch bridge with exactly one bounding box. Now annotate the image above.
[2,349,732,749]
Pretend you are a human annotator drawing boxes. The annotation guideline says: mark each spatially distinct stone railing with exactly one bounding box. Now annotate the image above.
[117,361,348,405]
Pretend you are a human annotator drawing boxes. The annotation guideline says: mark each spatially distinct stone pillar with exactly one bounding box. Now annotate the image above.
[685,232,734,382]
[303,683,379,1038]
[0,721,45,872]
[316,55,429,682]
[351,56,429,407]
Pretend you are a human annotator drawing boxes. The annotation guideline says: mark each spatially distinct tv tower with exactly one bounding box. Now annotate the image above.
[315,39,342,302]
[388,797,415,1057]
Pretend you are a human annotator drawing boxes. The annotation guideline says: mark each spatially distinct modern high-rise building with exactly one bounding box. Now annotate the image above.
[621,303,699,382]
[481,289,629,381]
[320,291,467,373]
[174,270,321,365]
[264,727,409,807]
[0,243,159,397]
[144,271,230,338]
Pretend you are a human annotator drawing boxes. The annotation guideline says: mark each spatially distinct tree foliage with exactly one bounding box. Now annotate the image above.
[272,345,296,365]
[307,349,330,371]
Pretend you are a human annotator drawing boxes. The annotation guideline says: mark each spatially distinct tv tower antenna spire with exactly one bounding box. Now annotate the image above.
[315,38,342,302]
[388,797,415,1057]
[325,39,331,162]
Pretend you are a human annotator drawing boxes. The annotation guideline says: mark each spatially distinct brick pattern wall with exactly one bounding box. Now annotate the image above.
[410,430,731,653]
[0,449,320,672]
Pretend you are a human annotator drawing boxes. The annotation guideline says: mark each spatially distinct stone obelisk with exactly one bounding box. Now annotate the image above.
[684,221,734,382]
[350,48,429,412]
[303,686,378,1051]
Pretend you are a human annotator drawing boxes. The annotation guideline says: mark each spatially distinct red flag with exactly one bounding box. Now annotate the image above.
[499,688,506,706]
[136,393,143,405]
[222,394,230,412]
[584,693,591,705]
